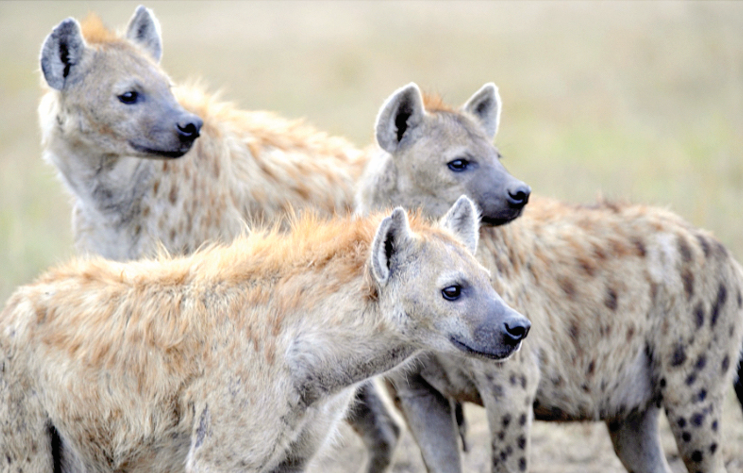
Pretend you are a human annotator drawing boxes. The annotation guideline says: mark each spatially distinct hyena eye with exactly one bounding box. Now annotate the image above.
[441,285,462,301]
[118,91,139,105]
[447,159,469,172]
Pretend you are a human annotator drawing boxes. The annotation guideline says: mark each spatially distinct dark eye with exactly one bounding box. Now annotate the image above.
[447,159,469,172]
[118,91,139,104]
[441,285,462,301]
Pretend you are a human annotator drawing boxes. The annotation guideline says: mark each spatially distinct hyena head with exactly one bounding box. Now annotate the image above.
[371,196,530,360]
[40,6,202,159]
[373,83,530,226]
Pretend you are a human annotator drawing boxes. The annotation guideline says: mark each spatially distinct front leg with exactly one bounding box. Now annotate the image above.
[474,356,538,473]
[386,369,462,473]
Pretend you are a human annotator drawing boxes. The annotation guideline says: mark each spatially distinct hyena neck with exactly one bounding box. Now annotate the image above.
[287,305,417,406]
[477,218,535,292]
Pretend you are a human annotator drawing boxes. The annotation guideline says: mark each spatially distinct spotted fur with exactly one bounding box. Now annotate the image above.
[0,202,530,473]
[357,84,743,473]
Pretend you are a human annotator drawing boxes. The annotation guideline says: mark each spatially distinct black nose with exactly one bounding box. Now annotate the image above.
[176,116,203,141]
[503,317,531,343]
[507,184,531,208]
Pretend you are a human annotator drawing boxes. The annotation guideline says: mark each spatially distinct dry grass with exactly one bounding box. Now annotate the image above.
[1,1,742,471]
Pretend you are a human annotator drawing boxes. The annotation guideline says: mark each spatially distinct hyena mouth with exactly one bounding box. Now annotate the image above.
[480,207,525,227]
[129,141,193,159]
[449,336,519,361]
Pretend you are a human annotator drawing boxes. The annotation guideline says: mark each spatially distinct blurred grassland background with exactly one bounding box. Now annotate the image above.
[0,2,742,471]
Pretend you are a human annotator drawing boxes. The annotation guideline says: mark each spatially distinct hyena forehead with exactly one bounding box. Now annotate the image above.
[408,110,498,161]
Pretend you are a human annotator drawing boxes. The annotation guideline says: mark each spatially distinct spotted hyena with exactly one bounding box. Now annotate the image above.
[356,83,743,473]
[38,8,532,472]
[0,198,531,473]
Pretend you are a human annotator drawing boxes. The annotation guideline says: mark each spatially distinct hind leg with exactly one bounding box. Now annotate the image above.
[606,405,672,473]
[346,381,401,473]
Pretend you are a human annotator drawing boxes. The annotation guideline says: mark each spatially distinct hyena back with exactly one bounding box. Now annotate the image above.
[357,83,743,473]
[0,199,530,473]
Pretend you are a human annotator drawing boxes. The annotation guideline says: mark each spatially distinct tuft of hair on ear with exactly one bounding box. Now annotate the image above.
[462,82,502,141]
[40,18,86,90]
[126,5,163,62]
[375,83,424,154]
[370,207,411,286]
[441,195,480,255]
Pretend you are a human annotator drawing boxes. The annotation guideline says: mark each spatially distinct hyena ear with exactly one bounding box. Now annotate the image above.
[371,207,412,286]
[126,5,163,62]
[40,18,87,90]
[462,83,501,140]
[375,83,425,154]
[440,195,480,254]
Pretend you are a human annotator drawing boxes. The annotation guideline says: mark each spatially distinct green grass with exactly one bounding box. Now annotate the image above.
[1,1,741,301]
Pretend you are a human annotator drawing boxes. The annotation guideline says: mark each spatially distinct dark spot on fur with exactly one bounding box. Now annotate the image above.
[499,450,508,461]
[497,430,505,441]
[491,383,504,399]
[697,389,707,403]
[605,288,618,311]
[696,234,711,258]
[559,277,577,299]
[502,414,511,427]
[569,323,579,341]
[685,373,696,386]
[519,457,527,471]
[626,326,635,342]
[677,417,687,428]
[660,378,666,389]
[691,450,703,462]
[695,355,706,370]
[737,289,742,308]
[520,375,527,389]
[517,435,526,450]
[683,431,692,442]
[691,412,705,426]
[694,303,705,329]
[519,413,527,426]
[671,344,687,367]
[712,419,718,431]
[578,257,596,276]
[506,445,513,455]
[195,405,209,449]
[682,268,694,301]
[587,360,595,376]
[509,374,518,386]
[632,237,646,257]
[581,383,591,393]
[721,355,730,372]
[678,235,693,263]
[168,185,178,204]
[711,284,727,327]
[710,443,717,454]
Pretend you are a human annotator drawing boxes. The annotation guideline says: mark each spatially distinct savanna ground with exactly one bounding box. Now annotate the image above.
[1,1,742,471]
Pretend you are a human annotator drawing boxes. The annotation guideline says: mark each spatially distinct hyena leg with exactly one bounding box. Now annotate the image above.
[606,405,672,473]
[475,363,536,473]
[0,376,55,471]
[346,381,401,473]
[386,370,462,473]
[664,392,727,473]
[735,360,743,415]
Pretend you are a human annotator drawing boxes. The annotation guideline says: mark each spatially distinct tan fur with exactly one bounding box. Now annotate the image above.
[358,86,743,473]
[0,204,528,472]
[39,11,367,261]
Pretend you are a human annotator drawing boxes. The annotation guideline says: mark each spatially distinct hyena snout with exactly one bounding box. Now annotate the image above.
[176,113,203,143]
[453,302,531,361]
[506,182,531,209]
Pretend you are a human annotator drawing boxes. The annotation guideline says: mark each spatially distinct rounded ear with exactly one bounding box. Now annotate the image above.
[40,18,87,90]
[462,83,501,140]
[370,207,412,286]
[126,5,163,62]
[440,195,480,254]
[375,83,425,154]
